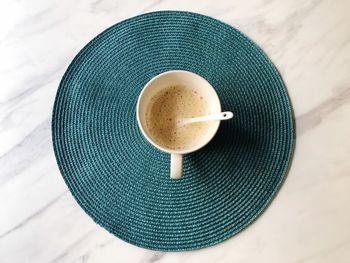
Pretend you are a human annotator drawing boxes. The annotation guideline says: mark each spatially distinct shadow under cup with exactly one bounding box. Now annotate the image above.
[137,70,222,155]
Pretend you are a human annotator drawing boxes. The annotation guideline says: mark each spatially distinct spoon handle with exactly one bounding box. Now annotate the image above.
[181,111,234,125]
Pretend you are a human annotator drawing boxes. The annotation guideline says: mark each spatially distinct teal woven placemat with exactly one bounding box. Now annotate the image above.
[52,11,294,251]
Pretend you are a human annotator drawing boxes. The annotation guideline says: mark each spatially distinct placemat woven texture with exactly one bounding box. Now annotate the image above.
[52,11,294,251]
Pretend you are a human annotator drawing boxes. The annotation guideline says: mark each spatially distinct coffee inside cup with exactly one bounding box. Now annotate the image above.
[145,85,210,150]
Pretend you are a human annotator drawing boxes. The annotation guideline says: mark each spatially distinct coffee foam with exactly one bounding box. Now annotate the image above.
[145,85,210,150]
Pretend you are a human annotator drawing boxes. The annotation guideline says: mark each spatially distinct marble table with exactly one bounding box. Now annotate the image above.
[1,0,350,262]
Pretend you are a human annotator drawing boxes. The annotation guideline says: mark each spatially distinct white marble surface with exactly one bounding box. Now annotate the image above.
[1,0,350,262]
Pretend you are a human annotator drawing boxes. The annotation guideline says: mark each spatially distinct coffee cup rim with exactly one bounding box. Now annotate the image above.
[136,70,221,155]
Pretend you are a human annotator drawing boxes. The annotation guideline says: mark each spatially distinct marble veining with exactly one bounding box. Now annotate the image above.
[297,86,350,135]
[1,0,350,262]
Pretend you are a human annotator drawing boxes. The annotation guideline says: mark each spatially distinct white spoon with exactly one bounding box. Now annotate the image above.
[177,111,234,126]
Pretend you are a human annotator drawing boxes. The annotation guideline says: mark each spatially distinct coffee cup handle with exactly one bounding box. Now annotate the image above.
[170,154,183,179]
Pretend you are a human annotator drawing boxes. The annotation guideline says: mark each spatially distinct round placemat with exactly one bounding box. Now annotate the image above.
[52,11,294,251]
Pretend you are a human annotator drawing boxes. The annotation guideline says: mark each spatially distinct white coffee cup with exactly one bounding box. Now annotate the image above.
[136,70,221,179]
